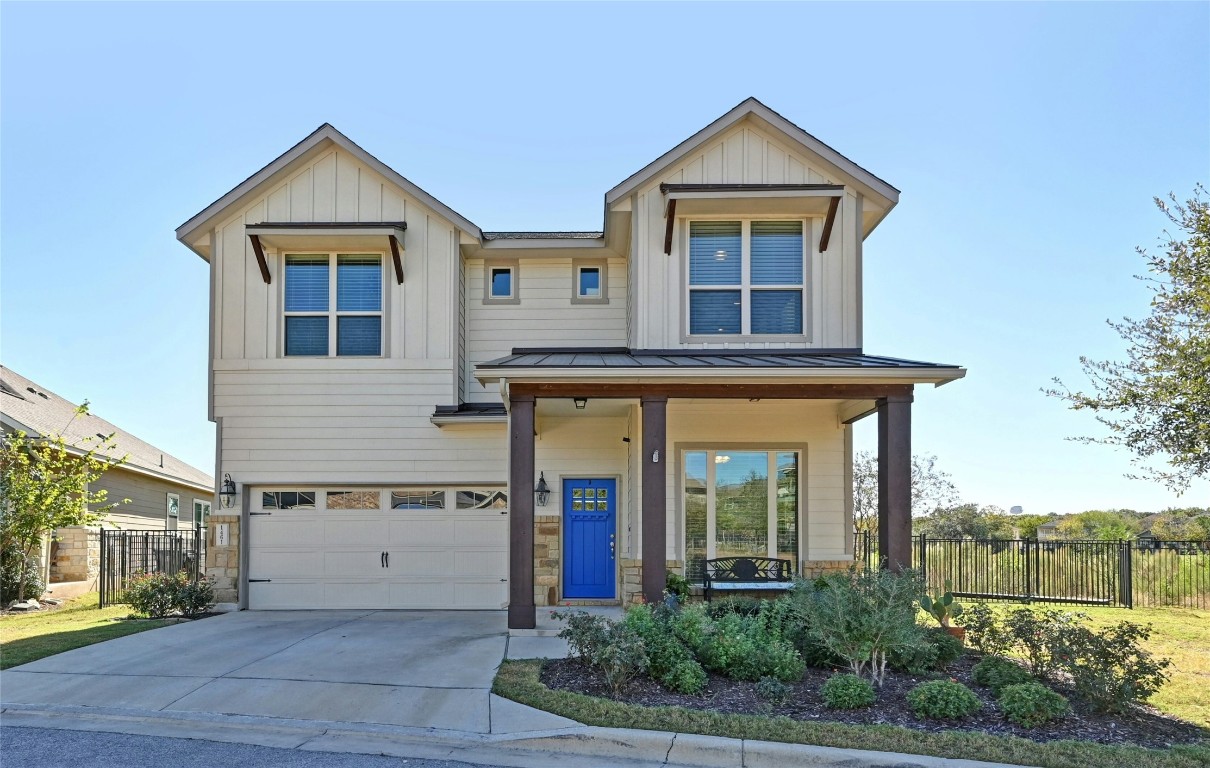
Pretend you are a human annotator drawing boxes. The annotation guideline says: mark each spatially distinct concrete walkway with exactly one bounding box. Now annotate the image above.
[0,609,1031,767]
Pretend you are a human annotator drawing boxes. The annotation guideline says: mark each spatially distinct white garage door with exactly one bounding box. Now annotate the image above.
[247,488,509,610]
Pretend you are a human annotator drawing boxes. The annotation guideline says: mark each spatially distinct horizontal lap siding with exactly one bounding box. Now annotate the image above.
[533,415,629,515]
[464,258,628,403]
[214,368,505,485]
[91,468,210,531]
[631,124,860,350]
[665,400,846,563]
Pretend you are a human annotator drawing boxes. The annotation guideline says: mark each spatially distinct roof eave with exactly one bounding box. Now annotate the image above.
[476,366,966,387]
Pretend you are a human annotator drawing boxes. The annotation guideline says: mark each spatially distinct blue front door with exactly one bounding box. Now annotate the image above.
[563,478,616,599]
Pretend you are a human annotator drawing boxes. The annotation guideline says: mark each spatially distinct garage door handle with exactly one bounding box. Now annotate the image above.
[380,551,386,568]
[385,552,389,568]
[250,512,272,516]
[249,579,271,583]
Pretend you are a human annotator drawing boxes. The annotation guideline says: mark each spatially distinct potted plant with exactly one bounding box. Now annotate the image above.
[921,581,965,641]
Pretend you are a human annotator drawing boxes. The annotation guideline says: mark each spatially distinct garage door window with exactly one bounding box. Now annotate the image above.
[327,491,380,509]
[455,489,508,510]
[262,491,316,509]
[391,490,446,510]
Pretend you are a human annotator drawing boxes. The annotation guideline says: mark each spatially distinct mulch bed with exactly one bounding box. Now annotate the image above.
[540,654,1209,749]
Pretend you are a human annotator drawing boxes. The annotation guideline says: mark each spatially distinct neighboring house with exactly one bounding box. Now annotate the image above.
[176,98,965,626]
[1,366,214,585]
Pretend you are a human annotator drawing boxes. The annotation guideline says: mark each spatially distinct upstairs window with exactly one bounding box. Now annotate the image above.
[483,260,520,305]
[687,220,804,336]
[284,254,382,356]
[572,259,608,304]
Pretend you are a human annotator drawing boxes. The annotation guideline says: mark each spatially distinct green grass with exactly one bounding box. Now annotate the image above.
[0,593,171,669]
[494,660,1210,768]
[982,605,1210,726]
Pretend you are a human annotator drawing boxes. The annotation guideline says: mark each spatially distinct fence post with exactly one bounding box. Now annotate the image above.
[99,529,106,609]
[917,534,927,583]
[1024,539,1033,602]
[1120,540,1133,609]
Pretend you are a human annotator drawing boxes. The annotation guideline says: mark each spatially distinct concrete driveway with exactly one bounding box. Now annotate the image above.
[0,610,574,735]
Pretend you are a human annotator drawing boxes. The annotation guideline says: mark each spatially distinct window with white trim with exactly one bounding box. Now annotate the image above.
[687,220,805,336]
[284,253,383,356]
[483,261,519,304]
[683,450,799,581]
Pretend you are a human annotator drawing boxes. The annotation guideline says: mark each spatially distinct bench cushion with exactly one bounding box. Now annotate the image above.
[709,581,795,591]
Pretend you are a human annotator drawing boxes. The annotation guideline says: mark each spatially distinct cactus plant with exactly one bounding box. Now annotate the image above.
[920,581,964,628]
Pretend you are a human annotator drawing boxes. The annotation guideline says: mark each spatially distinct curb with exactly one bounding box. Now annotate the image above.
[0,704,1037,768]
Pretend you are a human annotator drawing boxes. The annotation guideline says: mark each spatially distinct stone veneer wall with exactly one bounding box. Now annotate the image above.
[621,559,683,605]
[800,559,860,578]
[206,514,240,603]
[534,515,560,606]
[49,526,100,583]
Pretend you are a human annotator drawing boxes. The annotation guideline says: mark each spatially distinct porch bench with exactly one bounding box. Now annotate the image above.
[703,556,795,602]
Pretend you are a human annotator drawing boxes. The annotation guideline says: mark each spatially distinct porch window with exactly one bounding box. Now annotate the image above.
[687,220,804,336]
[683,450,799,581]
[283,253,383,356]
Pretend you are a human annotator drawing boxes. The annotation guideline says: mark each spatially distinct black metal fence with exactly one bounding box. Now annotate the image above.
[99,529,205,608]
[854,533,1210,610]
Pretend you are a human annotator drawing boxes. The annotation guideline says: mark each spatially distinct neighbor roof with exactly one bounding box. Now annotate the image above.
[0,366,214,492]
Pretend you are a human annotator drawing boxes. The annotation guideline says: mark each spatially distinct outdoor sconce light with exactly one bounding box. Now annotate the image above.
[219,473,237,509]
[574,397,587,410]
[535,472,551,507]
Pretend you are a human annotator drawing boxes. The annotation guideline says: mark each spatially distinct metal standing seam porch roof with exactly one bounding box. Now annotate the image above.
[476,347,963,378]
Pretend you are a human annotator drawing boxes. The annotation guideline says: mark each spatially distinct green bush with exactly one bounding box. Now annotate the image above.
[595,624,648,695]
[890,628,965,674]
[907,680,981,720]
[972,656,1033,694]
[126,571,186,618]
[820,673,876,710]
[706,595,763,618]
[664,659,708,695]
[960,603,1012,657]
[755,676,791,704]
[665,571,691,602]
[176,577,216,617]
[799,568,928,686]
[623,604,705,694]
[0,544,44,603]
[1004,608,1086,681]
[699,611,804,682]
[1055,621,1171,714]
[555,610,612,664]
[998,682,1069,728]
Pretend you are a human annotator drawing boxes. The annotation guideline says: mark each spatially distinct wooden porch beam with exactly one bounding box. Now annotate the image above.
[509,382,913,401]
[508,395,536,629]
[389,234,404,284]
[663,198,677,255]
[819,196,841,252]
[248,234,271,284]
[641,395,668,605]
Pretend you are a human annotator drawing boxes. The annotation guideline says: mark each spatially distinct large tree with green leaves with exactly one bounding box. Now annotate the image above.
[852,451,959,535]
[1048,186,1210,492]
[0,403,128,601]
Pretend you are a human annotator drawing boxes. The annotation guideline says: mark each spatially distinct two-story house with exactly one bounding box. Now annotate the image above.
[176,98,964,627]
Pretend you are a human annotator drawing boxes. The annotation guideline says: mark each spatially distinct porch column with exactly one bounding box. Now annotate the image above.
[508,395,536,629]
[641,395,668,604]
[877,392,913,572]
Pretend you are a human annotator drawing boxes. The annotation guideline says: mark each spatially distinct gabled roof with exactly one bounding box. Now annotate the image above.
[605,97,900,209]
[176,124,482,258]
[0,366,214,493]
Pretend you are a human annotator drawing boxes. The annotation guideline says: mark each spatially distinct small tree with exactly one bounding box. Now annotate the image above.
[853,451,959,535]
[1047,187,1210,492]
[0,403,128,601]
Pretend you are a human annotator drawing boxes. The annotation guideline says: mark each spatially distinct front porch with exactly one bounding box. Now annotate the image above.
[485,349,963,630]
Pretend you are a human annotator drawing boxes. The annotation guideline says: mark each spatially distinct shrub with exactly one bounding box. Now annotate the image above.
[1055,621,1171,713]
[555,610,612,664]
[706,595,763,618]
[595,624,648,695]
[907,680,981,720]
[972,656,1033,694]
[820,673,876,710]
[998,682,1069,728]
[623,604,705,694]
[665,571,691,602]
[699,611,804,682]
[1003,608,1086,681]
[960,603,1012,657]
[755,676,790,704]
[176,577,216,617]
[126,571,185,618]
[799,568,928,686]
[890,628,965,674]
[0,545,44,603]
[663,658,708,695]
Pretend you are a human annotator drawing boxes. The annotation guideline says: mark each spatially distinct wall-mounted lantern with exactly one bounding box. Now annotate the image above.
[535,472,551,507]
[219,473,237,509]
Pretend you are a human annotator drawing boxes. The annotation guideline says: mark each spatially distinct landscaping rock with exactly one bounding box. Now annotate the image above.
[7,599,41,611]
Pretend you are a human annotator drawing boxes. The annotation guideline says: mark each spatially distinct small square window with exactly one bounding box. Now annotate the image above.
[571,260,608,304]
[483,261,519,304]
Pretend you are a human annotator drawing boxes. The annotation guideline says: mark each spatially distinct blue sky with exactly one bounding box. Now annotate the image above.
[2,2,1207,515]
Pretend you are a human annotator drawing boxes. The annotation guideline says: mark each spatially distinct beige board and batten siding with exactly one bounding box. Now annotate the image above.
[629,122,861,351]
[661,400,848,566]
[464,256,628,403]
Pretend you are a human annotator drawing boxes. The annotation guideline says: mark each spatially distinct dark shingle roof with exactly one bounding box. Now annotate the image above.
[432,403,507,418]
[479,348,960,370]
[481,231,604,241]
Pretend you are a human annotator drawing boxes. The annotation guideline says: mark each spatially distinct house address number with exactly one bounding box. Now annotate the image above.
[216,523,230,547]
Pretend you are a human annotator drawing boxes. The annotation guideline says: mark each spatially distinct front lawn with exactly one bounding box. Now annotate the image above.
[0,593,171,669]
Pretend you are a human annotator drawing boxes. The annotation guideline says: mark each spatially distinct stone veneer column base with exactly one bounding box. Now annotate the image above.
[205,514,240,604]
[534,515,561,607]
[800,559,862,578]
[620,560,683,606]
[49,526,100,584]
